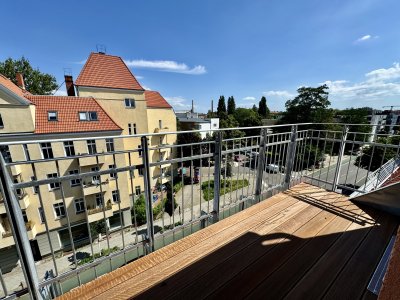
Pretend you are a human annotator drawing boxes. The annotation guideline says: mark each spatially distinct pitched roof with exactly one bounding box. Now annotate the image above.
[26,95,122,134]
[0,74,32,101]
[145,90,172,108]
[75,53,143,91]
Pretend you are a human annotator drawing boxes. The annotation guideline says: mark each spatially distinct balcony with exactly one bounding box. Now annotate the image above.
[58,183,399,299]
[25,221,37,239]
[78,154,105,167]
[87,203,113,223]
[1,123,399,299]
[82,180,109,196]
[0,230,15,247]
[18,193,30,209]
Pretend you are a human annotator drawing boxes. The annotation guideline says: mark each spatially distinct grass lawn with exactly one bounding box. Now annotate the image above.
[201,178,249,201]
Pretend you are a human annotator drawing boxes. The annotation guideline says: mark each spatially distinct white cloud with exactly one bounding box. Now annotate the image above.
[135,75,144,80]
[165,96,193,110]
[243,96,256,101]
[141,85,151,90]
[263,90,294,99]
[124,59,206,75]
[355,34,379,43]
[322,63,400,100]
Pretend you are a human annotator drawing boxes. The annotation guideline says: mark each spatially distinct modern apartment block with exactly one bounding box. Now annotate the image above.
[0,52,176,267]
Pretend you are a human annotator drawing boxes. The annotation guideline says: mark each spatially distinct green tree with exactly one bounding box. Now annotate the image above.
[90,220,107,238]
[258,96,270,118]
[281,85,333,125]
[132,194,147,226]
[234,108,262,136]
[163,182,178,217]
[227,96,236,115]
[252,104,258,113]
[0,57,58,95]
[217,95,227,119]
[355,137,398,171]
[219,115,244,139]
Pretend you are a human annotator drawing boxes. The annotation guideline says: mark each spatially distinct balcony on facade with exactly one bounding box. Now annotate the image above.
[86,203,113,223]
[78,154,105,167]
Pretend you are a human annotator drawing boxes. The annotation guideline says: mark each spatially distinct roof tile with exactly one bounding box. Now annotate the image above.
[145,90,172,108]
[75,53,143,90]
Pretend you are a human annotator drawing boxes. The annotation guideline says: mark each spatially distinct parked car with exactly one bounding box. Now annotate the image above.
[266,164,280,173]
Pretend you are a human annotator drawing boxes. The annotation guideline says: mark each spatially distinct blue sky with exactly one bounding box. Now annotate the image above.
[1,0,400,112]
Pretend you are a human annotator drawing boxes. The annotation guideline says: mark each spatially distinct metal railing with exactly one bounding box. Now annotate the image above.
[0,123,399,299]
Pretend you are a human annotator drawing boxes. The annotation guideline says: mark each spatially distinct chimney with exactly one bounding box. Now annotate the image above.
[16,73,25,90]
[191,100,194,113]
[64,75,76,96]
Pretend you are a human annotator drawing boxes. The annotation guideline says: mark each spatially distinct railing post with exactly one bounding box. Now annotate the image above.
[284,125,298,190]
[212,131,223,222]
[0,156,42,300]
[255,128,268,202]
[141,136,155,253]
[332,125,349,192]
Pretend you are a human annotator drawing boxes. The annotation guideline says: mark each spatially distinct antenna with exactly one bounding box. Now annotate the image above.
[96,44,107,54]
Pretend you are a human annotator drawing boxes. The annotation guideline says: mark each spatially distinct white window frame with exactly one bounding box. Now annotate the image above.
[79,111,98,121]
[106,138,114,152]
[112,190,120,203]
[138,166,144,176]
[40,142,54,159]
[64,141,75,157]
[87,140,97,154]
[69,169,81,186]
[53,203,66,219]
[133,123,137,134]
[91,166,100,184]
[38,207,45,223]
[135,186,141,196]
[74,198,85,214]
[48,111,58,121]
[95,193,103,207]
[124,98,135,108]
[47,173,60,190]
[109,164,116,179]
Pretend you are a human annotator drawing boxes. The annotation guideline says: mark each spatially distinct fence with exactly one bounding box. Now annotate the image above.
[0,123,399,299]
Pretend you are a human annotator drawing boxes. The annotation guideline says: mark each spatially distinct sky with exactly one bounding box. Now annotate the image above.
[1,0,400,112]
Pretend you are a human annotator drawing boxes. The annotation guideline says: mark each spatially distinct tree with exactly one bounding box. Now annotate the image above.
[0,57,58,95]
[90,220,107,238]
[280,85,333,125]
[217,95,227,119]
[355,137,398,171]
[132,194,147,226]
[234,108,262,136]
[163,182,178,217]
[227,96,236,115]
[219,115,244,139]
[258,96,270,118]
[252,104,258,113]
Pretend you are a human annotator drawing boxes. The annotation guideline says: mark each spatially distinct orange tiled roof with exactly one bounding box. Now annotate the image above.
[145,90,172,108]
[26,95,122,134]
[0,74,32,100]
[75,53,143,90]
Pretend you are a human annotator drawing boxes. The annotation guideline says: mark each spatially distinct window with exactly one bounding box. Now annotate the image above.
[31,176,39,194]
[0,145,12,163]
[47,173,60,190]
[138,166,144,176]
[64,141,75,157]
[133,123,137,134]
[38,207,45,223]
[91,167,100,183]
[74,198,85,214]
[128,123,132,135]
[87,140,97,154]
[135,186,141,196]
[95,193,103,207]
[40,142,54,159]
[106,138,114,152]
[0,113,3,128]
[112,190,120,203]
[69,169,81,186]
[138,145,142,157]
[159,120,162,129]
[124,98,135,108]
[48,111,58,121]
[22,211,28,223]
[79,111,98,121]
[54,203,66,219]
[14,179,23,198]
[109,164,116,179]
[23,144,30,161]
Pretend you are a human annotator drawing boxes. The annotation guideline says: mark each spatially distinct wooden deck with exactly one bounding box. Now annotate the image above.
[59,183,399,300]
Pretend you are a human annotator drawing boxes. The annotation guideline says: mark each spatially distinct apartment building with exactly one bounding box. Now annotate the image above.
[0,52,176,268]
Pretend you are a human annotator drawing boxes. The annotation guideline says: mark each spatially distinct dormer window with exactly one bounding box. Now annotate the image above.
[125,98,136,108]
[79,111,98,121]
[48,111,58,121]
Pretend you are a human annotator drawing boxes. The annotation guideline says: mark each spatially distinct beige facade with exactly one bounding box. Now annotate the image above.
[0,53,177,258]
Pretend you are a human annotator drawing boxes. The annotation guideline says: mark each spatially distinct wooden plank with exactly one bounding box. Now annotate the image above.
[163,203,325,300]
[58,188,295,300]
[93,200,311,300]
[208,196,356,299]
[283,208,381,300]
[323,215,398,299]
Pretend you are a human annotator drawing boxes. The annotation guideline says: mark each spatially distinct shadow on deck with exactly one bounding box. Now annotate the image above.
[58,183,399,300]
